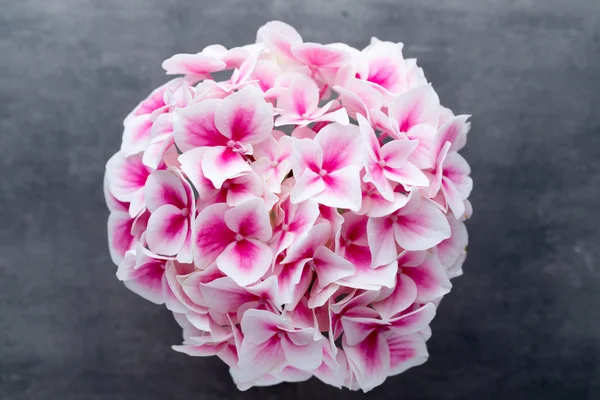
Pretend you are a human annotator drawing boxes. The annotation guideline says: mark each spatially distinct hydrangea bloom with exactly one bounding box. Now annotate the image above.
[105,21,472,392]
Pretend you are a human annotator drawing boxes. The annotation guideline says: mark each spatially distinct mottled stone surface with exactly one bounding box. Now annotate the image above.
[1,0,599,398]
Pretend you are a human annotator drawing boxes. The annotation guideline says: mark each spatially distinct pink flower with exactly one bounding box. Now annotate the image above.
[290,122,363,210]
[106,20,474,392]
[367,189,451,267]
[238,302,324,380]
[174,86,273,188]
[144,169,195,263]
[192,199,273,287]
[274,73,349,127]
[358,114,428,201]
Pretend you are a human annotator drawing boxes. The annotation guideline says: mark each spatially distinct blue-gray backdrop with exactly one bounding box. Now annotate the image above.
[1,0,599,399]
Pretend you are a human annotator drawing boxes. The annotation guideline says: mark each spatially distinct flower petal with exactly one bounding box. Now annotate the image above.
[343,331,390,393]
[192,203,234,268]
[214,86,273,144]
[217,238,273,287]
[393,196,451,251]
[201,146,252,189]
[224,198,273,241]
[145,204,188,257]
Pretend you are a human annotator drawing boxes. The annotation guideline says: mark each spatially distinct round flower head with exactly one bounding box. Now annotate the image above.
[104,20,472,393]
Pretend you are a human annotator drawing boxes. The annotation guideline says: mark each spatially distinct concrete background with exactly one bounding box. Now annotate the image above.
[1,0,599,398]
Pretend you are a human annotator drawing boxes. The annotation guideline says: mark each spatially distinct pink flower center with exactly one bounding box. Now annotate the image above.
[271,160,279,167]
[235,233,245,242]
[319,169,328,177]
[307,259,316,269]
[281,223,290,232]
[390,215,398,223]
[378,159,387,168]
[180,208,189,217]
[222,182,231,189]
[227,140,248,154]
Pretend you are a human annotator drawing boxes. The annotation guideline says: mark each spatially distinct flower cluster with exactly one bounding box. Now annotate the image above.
[104,21,472,392]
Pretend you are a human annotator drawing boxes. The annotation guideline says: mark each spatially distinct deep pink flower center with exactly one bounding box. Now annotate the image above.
[281,223,290,232]
[180,208,189,217]
[378,159,387,168]
[235,234,245,242]
[319,169,328,177]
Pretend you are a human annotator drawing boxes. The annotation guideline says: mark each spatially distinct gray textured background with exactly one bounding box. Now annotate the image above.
[1,0,600,399]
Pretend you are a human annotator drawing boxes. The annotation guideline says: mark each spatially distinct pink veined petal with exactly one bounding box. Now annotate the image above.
[107,211,135,265]
[360,40,406,94]
[274,261,309,305]
[144,170,188,212]
[256,21,303,59]
[172,342,227,357]
[291,42,350,68]
[145,204,188,257]
[310,107,350,126]
[121,114,153,156]
[214,86,273,144]
[432,114,471,156]
[238,336,286,382]
[388,303,436,335]
[341,313,388,347]
[380,138,419,168]
[277,74,319,116]
[104,174,127,213]
[117,252,166,305]
[281,336,324,371]
[403,253,452,303]
[287,198,320,237]
[252,133,280,161]
[343,331,391,393]
[384,332,429,376]
[364,158,394,202]
[192,203,235,268]
[314,166,362,211]
[313,246,356,288]
[217,238,273,287]
[388,85,440,133]
[437,216,468,269]
[372,274,418,320]
[105,152,151,205]
[340,256,397,290]
[250,60,282,92]
[199,277,255,314]
[406,124,437,169]
[201,146,252,189]
[360,184,410,218]
[357,113,381,161]
[383,161,429,189]
[125,81,168,123]
[315,123,362,172]
[291,126,317,140]
[224,173,264,207]
[246,275,281,305]
[282,222,332,264]
[367,216,397,268]
[240,308,284,344]
[393,196,451,251]
[173,99,226,152]
[290,137,323,177]
[290,169,326,204]
[441,152,473,218]
[224,198,273,241]
[178,147,217,199]
[161,52,227,76]
[143,130,174,170]
[163,261,202,313]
